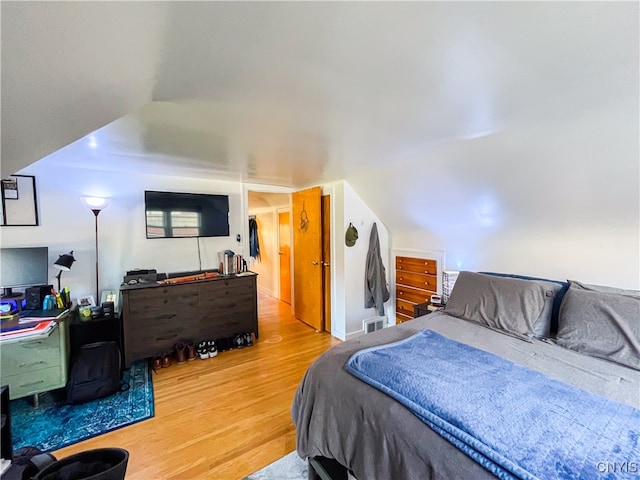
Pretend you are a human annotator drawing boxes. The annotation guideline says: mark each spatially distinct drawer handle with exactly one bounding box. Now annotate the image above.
[20,342,44,348]
[157,313,177,320]
[19,361,46,368]
[20,380,44,388]
[163,299,168,304]
[157,334,178,341]
[399,292,404,295]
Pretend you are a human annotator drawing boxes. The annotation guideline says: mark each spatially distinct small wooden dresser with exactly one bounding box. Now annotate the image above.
[395,255,438,324]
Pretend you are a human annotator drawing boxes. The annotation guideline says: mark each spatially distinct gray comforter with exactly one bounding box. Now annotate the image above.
[291,312,640,480]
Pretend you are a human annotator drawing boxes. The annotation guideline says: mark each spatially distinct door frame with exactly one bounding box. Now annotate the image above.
[243,183,336,335]
[243,184,295,311]
[277,207,291,304]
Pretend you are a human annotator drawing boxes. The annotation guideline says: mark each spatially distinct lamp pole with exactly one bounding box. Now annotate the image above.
[81,196,110,304]
[92,208,101,303]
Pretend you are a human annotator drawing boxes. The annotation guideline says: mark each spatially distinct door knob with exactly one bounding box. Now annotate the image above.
[278,252,284,255]
[323,262,330,267]
[312,261,319,265]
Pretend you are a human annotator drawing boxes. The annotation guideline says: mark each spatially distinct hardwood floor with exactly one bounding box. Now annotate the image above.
[53,293,341,479]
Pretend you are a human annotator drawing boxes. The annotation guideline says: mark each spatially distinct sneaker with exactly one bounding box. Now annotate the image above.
[244,332,254,347]
[233,334,245,349]
[217,337,231,352]
[207,340,218,358]
[196,341,209,360]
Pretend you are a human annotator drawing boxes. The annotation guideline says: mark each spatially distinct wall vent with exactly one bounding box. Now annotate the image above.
[363,317,385,334]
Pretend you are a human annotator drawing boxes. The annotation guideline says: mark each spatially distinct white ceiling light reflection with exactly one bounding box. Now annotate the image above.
[473,193,502,227]
[88,135,98,149]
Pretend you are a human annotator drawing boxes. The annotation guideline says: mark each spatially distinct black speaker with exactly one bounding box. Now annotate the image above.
[24,285,53,310]
[101,301,114,319]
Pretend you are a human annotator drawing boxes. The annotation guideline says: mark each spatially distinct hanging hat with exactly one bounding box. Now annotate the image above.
[345,223,358,247]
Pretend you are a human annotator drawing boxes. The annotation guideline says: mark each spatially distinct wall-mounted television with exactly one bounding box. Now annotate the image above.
[144,191,230,239]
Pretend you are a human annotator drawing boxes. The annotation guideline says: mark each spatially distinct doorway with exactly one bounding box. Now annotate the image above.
[247,191,290,301]
[247,187,331,333]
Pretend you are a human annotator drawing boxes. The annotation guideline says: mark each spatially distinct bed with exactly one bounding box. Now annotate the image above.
[291,272,640,480]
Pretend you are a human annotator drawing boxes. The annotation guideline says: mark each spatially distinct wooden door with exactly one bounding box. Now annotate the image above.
[321,195,331,333]
[292,186,323,331]
[278,211,292,305]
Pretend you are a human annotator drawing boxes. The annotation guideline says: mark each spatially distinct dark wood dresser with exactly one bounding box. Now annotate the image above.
[120,273,258,367]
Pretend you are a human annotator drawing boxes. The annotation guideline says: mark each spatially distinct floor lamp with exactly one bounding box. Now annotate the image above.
[82,197,111,302]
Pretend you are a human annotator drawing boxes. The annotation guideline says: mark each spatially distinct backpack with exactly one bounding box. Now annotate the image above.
[66,341,122,404]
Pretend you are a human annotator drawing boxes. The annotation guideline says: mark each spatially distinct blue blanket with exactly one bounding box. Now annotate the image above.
[345,330,640,480]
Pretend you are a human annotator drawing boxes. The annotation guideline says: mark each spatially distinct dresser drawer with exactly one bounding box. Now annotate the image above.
[396,271,437,292]
[396,298,416,318]
[4,365,65,399]
[396,256,437,275]
[396,312,413,324]
[126,289,198,310]
[199,279,255,302]
[396,285,433,304]
[1,328,62,375]
[200,308,256,340]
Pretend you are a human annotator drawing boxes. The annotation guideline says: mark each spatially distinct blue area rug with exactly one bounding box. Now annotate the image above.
[10,360,154,452]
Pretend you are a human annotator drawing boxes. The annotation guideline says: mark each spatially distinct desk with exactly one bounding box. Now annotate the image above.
[0,312,70,406]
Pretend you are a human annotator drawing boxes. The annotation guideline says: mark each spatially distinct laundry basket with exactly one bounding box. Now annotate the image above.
[32,448,128,480]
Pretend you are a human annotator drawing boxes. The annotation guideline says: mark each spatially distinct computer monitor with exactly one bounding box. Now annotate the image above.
[0,246,49,297]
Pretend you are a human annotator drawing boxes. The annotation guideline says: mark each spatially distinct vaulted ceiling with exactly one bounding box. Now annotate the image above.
[3,1,637,190]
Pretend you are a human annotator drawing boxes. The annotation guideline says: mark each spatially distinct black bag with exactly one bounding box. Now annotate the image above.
[66,341,121,404]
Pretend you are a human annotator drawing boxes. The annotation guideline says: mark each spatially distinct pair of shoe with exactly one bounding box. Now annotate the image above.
[152,353,172,370]
[174,341,197,364]
[233,332,254,349]
[196,340,218,359]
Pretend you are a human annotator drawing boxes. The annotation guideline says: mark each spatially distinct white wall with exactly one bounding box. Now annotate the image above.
[2,163,244,302]
[348,95,639,289]
[323,180,390,340]
[247,209,278,297]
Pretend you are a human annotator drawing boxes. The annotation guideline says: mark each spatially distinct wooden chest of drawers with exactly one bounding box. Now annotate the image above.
[0,322,69,400]
[395,255,438,324]
[121,274,258,367]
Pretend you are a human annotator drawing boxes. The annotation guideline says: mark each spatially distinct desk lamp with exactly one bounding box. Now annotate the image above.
[53,251,75,292]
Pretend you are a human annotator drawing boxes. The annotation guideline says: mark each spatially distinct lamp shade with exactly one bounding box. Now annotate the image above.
[54,251,75,271]
[81,197,111,212]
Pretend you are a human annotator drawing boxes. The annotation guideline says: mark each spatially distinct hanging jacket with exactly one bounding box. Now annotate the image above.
[364,222,390,315]
[249,217,260,260]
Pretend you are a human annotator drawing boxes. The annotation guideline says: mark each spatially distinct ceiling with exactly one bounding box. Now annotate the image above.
[2,2,637,188]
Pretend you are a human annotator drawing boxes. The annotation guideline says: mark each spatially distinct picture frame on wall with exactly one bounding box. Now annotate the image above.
[101,290,121,313]
[1,175,39,226]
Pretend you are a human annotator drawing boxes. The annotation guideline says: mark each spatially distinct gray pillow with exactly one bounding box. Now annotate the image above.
[568,280,640,297]
[555,281,640,370]
[443,272,551,338]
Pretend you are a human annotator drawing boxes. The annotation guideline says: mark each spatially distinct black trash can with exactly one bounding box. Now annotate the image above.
[32,448,128,480]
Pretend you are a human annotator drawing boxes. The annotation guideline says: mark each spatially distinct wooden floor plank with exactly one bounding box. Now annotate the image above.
[51,292,340,479]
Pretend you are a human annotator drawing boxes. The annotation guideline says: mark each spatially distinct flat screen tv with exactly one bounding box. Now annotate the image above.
[144,191,230,239]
